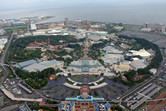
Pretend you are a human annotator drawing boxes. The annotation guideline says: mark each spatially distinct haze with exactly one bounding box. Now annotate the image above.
[0,0,166,11]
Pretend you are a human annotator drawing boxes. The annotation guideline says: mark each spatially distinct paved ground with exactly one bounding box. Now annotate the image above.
[118,31,166,48]
[37,76,133,101]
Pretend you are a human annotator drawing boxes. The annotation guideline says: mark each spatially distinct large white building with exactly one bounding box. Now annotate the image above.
[130,60,147,70]
[67,60,107,74]
[130,49,151,58]
[103,46,123,54]
[0,37,8,51]
[22,60,64,72]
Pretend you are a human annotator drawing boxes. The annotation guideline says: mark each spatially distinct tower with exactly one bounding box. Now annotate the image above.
[64,18,69,26]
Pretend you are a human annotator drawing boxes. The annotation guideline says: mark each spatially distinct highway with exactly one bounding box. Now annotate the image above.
[0,32,14,84]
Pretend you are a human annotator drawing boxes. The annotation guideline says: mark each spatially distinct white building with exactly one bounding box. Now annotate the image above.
[30,24,37,31]
[141,28,152,32]
[130,60,147,70]
[0,38,8,51]
[103,46,123,54]
[104,54,124,61]
[114,26,124,31]
[130,49,151,58]
[23,60,64,72]
[32,31,46,36]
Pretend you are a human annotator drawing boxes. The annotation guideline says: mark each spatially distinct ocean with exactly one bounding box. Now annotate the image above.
[0,5,166,25]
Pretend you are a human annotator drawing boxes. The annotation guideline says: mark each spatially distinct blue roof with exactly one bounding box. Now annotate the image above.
[86,97,91,99]
[70,100,75,106]
[93,101,98,106]
[78,96,83,99]
[82,60,89,66]
[105,102,111,108]
[66,96,104,101]
[58,103,63,108]
[82,67,89,72]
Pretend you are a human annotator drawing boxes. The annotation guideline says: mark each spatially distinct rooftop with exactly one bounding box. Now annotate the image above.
[13,59,37,68]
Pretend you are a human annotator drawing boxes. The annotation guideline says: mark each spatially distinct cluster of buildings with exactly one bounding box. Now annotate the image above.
[16,18,117,43]
[0,16,49,27]
[25,40,69,51]
[100,41,153,76]
[21,24,110,40]
[13,59,64,73]
[141,23,166,33]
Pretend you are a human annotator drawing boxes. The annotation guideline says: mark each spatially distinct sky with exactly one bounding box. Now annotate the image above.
[0,0,166,11]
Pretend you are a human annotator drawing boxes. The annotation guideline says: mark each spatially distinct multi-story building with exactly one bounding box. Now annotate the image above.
[58,85,111,111]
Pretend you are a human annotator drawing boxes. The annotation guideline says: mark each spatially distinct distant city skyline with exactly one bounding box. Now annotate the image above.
[0,0,166,11]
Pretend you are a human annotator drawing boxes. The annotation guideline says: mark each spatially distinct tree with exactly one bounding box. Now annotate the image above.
[94,90,99,96]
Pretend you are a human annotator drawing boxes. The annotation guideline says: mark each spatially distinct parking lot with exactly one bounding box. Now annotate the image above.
[3,78,40,99]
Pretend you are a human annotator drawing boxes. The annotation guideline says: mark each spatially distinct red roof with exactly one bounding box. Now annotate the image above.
[39,102,58,107]
[81,85,89,95]
[27,41,48,47]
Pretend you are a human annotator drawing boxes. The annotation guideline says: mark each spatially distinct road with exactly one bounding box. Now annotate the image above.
[0,104,23,111]
[0,32,14,84]
[0,32,58,102]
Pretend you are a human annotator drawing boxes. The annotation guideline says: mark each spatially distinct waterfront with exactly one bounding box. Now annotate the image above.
[0,4,166,25]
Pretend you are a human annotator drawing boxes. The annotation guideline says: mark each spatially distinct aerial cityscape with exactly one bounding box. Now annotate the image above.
[0,0,166,111]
